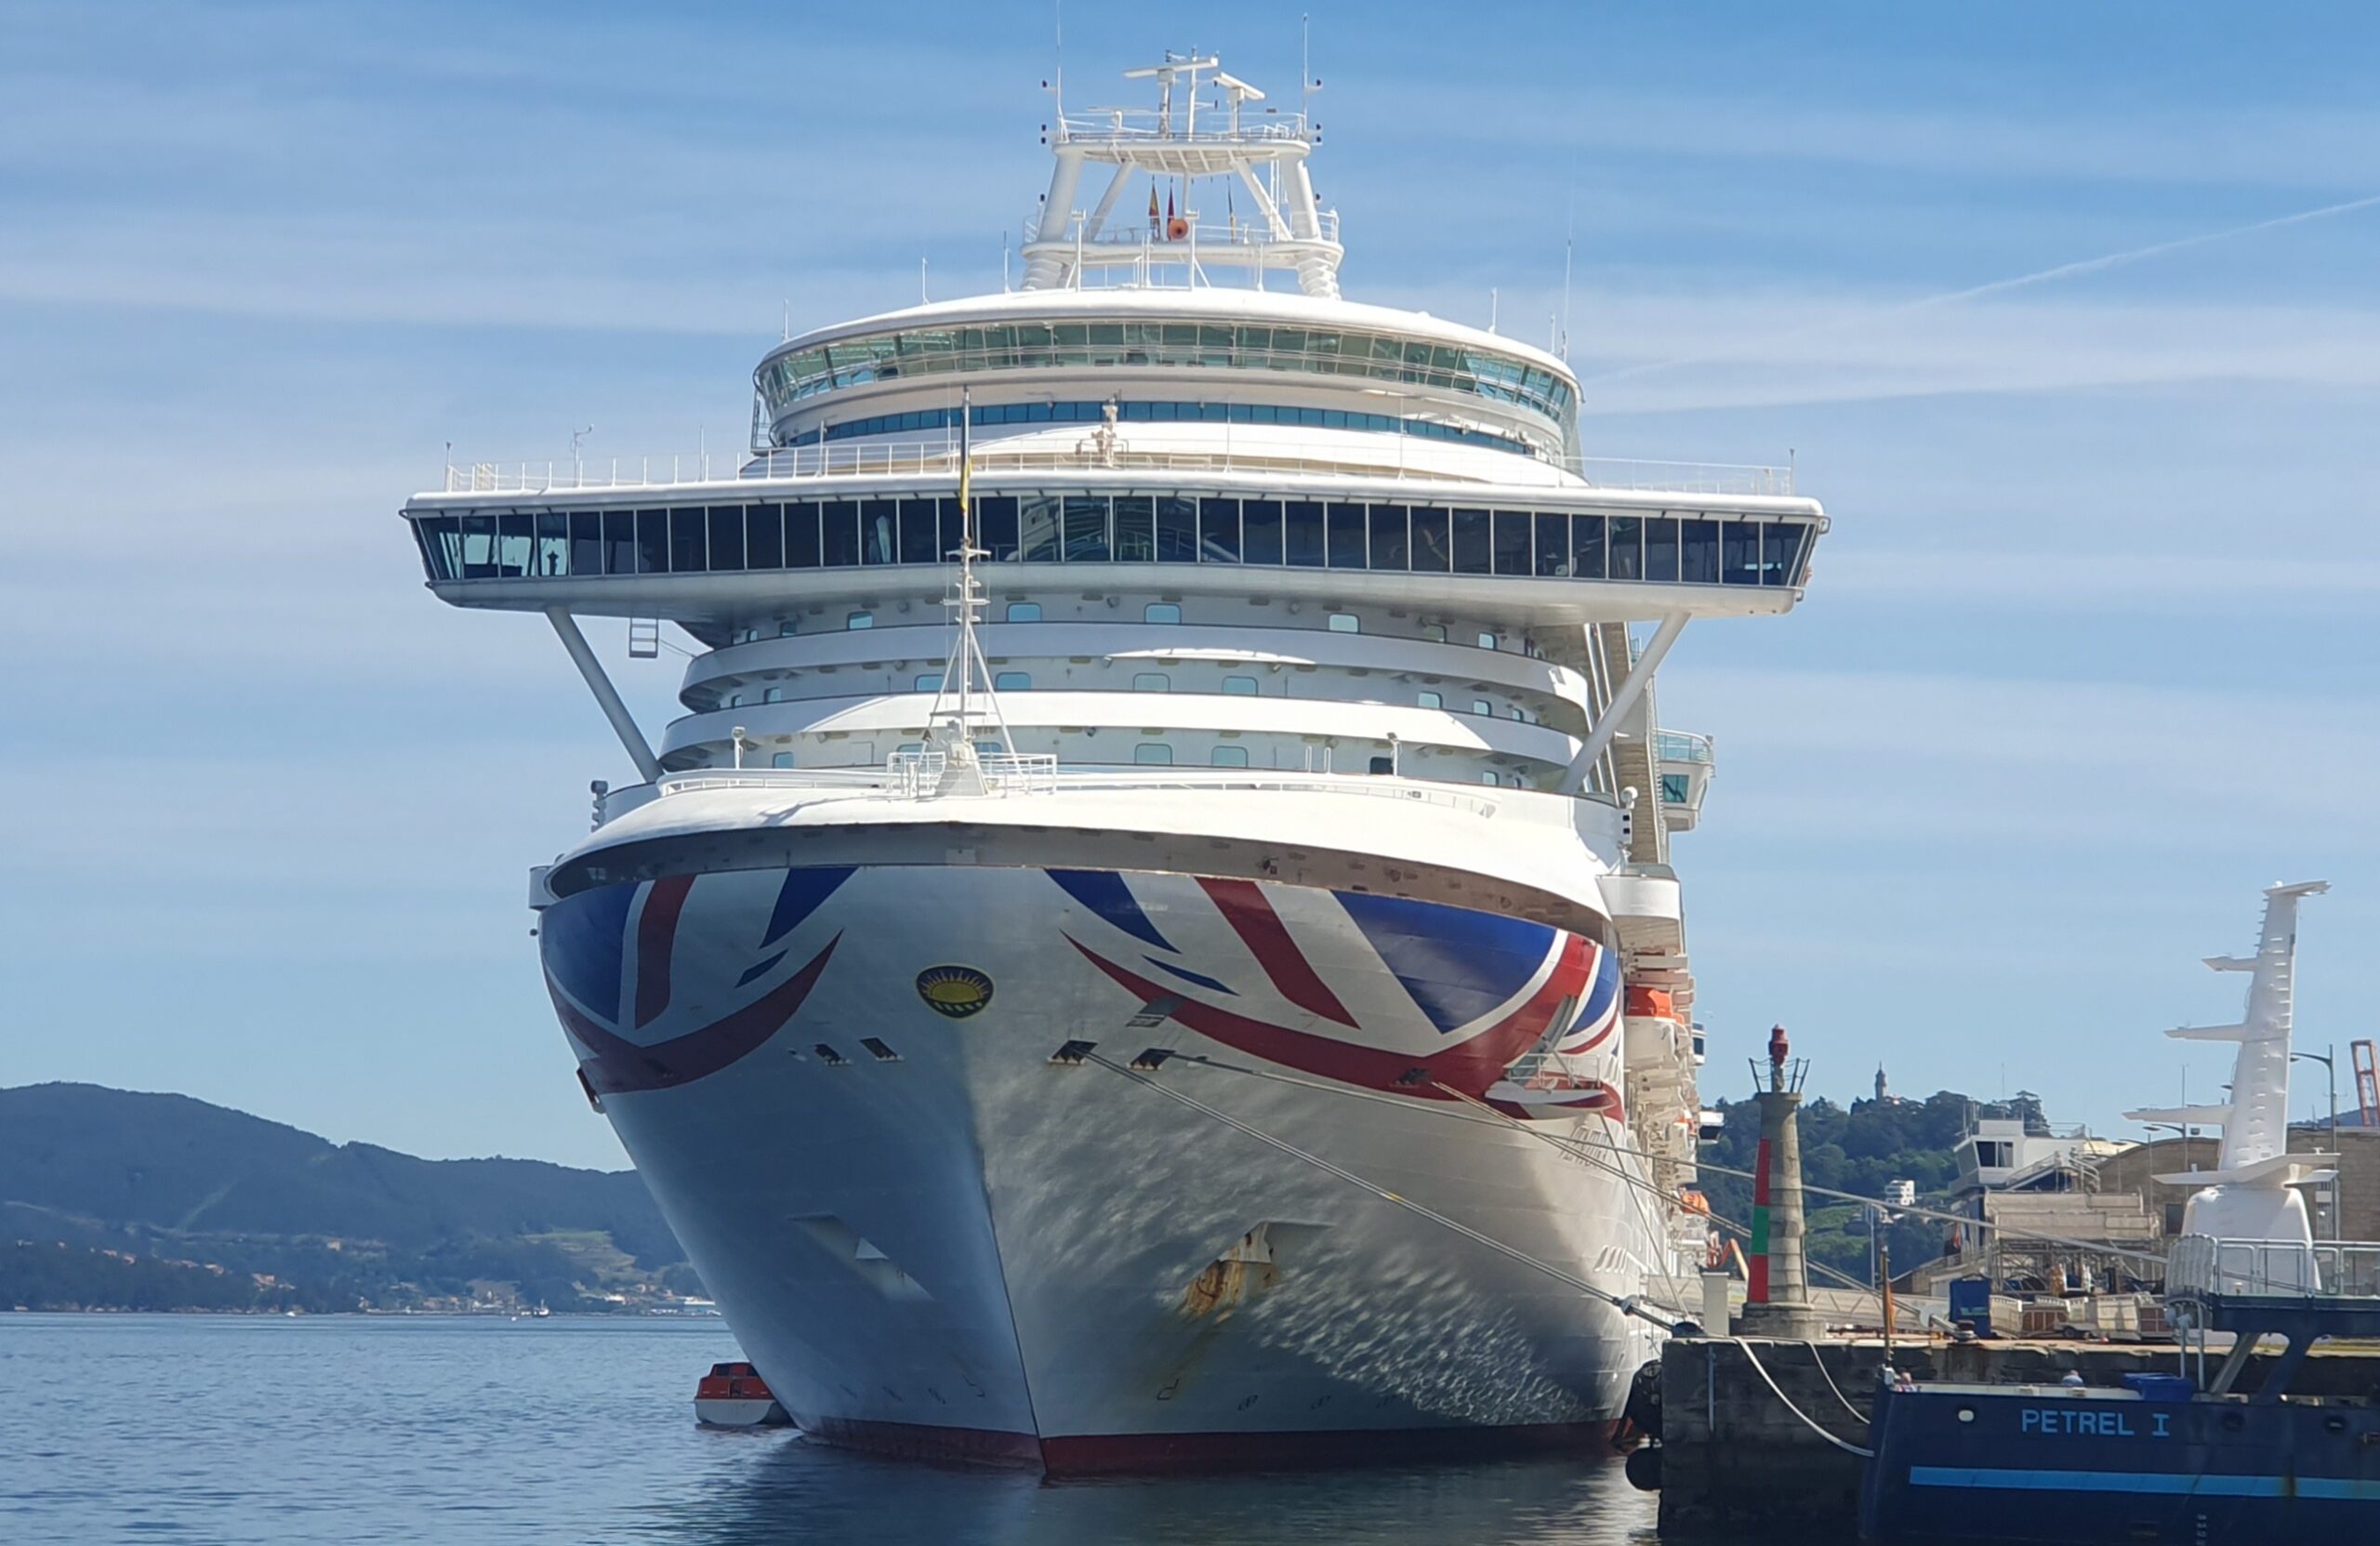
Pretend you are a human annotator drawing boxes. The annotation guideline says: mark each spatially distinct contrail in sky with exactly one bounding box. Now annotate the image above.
[1574,191,2380,390]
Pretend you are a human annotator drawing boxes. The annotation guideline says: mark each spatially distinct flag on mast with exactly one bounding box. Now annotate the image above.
[1147,184,1160,232]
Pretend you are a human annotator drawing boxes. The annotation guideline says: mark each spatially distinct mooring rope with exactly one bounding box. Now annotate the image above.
[1729,1338,1875,1459]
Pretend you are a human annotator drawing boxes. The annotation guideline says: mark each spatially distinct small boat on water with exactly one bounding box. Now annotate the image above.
[694,1361,792,1428]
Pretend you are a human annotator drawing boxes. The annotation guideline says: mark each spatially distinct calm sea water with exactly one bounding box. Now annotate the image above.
[0,1315,1668,1545]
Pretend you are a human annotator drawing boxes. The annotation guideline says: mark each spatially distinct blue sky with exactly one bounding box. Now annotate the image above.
[3,2,2374,1169]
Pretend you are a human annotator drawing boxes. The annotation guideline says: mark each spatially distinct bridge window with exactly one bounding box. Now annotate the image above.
[785,502,821,568]
[1724,520,1762,586]
[995,671,1032,690]
[1681,517,1720,584]
[1418,691,1442,708]
[637,509,670,574]
[708,506,746,571]
[1133,743,1174,765]
[1327,502,1367,568]
[1210,746,1250,768]
[914,673,943,692]
[1064,495,1110,562]
[1019,494,1062,562]
[1606,516,1643,581]
[1222,676,1258,695]
[1241,498,1285,564]
[1534,513,1569,576]
[1451,508,1492,574]
[1004,601,1041,622]
[1132,673,1170,693]
[821,500,861,567]
[1411,508,1452,572]
[1369,505,1409,570]
[1644,516,1680,583]
[977,496,1020,561]
[747,505,783,569]
[1144,602,1182,624]
[1198,497,1241,562]
[671,508,707,572]
[1493,510,1530,575]
[1368,756,1394,775]
[846,612,874,630]
[1570,514,1604,579]
[898,497,939,564]
[1156,496,1197,562]
[863,498,899,564]
[1113,496,1155,561]
[602,510,636,575]
[1327,613,1359,633]
[1284,500,1326,567]
[535,511,569,576]
[570,511,602,575]
[724,694,742,708]
[1763,522,1805,586]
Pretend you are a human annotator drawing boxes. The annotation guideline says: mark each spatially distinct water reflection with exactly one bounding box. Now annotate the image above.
[628,1432,1660,1546]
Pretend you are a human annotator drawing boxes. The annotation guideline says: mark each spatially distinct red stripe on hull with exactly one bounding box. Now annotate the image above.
[1196,877,1359,1027]
[793,1415,1627,1474]
[634,874,695,1027]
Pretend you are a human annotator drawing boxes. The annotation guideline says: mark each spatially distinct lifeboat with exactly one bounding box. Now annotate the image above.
[694,1360,791,1428]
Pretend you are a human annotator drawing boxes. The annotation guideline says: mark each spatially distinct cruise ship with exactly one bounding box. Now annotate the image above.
[401,54,1827,1471]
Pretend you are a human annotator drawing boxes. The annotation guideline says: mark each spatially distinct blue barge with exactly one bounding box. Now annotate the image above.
[1861,1235,2380,1543]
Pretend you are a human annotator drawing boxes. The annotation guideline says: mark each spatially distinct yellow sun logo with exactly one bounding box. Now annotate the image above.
[915,965,994,1019]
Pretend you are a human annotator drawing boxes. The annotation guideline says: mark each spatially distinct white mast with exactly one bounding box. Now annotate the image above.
[2126,880,2334,1249]
[920,390,1019,795]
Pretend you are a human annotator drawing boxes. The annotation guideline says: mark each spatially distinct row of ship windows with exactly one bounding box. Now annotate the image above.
[415,497,1811,588]
[754,320,1575,424]
[736,743,1528,783]
[716,674,1538,721]
[784,400,1535,456]
[734,603,1509,647]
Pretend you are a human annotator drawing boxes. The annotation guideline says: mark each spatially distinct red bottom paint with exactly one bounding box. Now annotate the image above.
[794,1414,1627,1474]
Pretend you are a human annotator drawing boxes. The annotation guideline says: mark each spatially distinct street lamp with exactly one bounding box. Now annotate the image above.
[2292,1046,2342,1239]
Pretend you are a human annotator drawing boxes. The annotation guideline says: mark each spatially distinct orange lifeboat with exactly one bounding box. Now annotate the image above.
[694,1360,791,1428]
[1624,985,1674,1020]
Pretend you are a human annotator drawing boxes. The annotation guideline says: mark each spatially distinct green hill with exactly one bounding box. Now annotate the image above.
[0,1083,693,1313]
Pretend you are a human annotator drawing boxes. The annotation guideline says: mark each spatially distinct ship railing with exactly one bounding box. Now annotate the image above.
[438,446,1792,498]
[2167,1233,2380,1301]
[604,765,1611,825]
[1056,110,1308,145]
[1019,209,1342,249]
[1653,730,1714,765]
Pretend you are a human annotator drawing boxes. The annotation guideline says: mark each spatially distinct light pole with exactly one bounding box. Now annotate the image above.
[2292,1047,2341,1239]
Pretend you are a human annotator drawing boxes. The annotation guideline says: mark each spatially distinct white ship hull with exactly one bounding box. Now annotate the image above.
[542,854,1673,1469]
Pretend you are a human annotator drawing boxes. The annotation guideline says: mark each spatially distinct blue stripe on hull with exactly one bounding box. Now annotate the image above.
[1911,1465,2380,1500]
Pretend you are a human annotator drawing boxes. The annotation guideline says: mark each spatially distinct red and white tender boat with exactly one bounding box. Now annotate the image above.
[694,1361,791,1428]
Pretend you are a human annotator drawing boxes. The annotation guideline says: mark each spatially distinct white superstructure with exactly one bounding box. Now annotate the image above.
[401,54,1828,1471]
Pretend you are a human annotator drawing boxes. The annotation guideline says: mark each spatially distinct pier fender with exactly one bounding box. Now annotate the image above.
[1622,1357,1664,1441]
[1623,1442,1662,1492]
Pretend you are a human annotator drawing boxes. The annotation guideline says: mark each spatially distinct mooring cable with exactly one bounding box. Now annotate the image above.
[1728,1338,1875,1459]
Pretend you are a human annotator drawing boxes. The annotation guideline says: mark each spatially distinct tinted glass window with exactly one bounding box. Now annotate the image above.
[1132,672,1170,692]
[1004,601,1042,621]
[1327,613,1359,632]
[995,670,1031,689]
[1112,496,1155,561]
[771,752,794,769]
[821,501,860,566]
[1144,602,1182,624]
[1644,516,1679,582]
[861,498,898,564]
[1283,500,1325,566]
[1156,496,1197,562]
[746,505,784,570]
[898,498,938,564]
[1368,505,1409,570]
[914,673,942,691]
[977,496,1019,561]
[936,497,964,562]
[1411,508,1452,572]
[1019,495,1062,562]
[496,513,533,577]
[785,502,821,568]
[535,511,570,576]
[1680,518,1720,584]
[669,508,706,573]
[416,515,460,580]
[1764,522,1805,585]
[846,611,873,629]
[1198,497,1241,562]
[1222,676,1258,694]
[1418,690,1442,708]
[1210,746,1251,767]
[1242,499,1284,564]
[1533,513,1569,576]
[1064,496,1110,562]
[1452,509,1492,574]
[636,509,670,574]
[603,510,637,575]
[459,514,497,578]
[1492,510,1530,575]
[1723,520,1762,585]
[1606,515,1643,580]
[707,506,745,571]
[1326,502,1367,568]
[1570,513,1604,579]
[1133,743,1174,764]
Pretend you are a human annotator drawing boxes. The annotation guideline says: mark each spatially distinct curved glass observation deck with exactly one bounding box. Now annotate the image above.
[755,317,1577,451]
[409,491,1815,595]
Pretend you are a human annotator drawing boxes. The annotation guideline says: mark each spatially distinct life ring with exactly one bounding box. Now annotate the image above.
[1166,216,1190,241]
